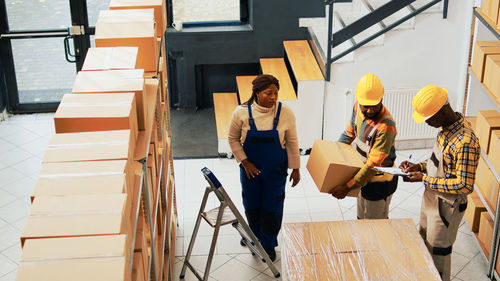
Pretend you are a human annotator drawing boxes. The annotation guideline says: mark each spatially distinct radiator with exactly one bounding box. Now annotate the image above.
[383,88,437,140]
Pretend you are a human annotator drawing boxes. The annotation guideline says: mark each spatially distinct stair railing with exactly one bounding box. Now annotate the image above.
[320,0,448,81]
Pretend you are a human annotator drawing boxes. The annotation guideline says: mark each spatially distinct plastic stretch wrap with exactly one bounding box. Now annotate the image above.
[280,219,441,281]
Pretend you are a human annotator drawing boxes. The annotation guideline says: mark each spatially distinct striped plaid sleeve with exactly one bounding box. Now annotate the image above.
[351,120,396,187]
[423,132,480,194]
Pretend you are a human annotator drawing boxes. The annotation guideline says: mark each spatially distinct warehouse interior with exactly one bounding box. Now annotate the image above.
[0,0,499,280]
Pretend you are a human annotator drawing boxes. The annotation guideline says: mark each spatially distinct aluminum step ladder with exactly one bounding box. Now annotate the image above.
[179,167,281,280]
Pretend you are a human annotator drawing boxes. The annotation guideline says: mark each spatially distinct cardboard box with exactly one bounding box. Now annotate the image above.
[46,130,133,164]
[483,54,500,100]
[82,47,138,71]
[44,130,132,166]
[476,157,500,213]
[15,257,128,281]
[489,130,500,174]
[20,212,126,247]
[72,69,146,130]
[95,9,157,72]
[476,110,500,154]
[38,160,135,209]
[29,194,131,236]
[464,191,487,232]
[54,93,139,143]
[22,235,129,262]
[22,195,130,247]
[482,0,500,24]
[31,174,126,202]
[478,211,494,257]
[465,116,477,132]
[472,41,500,82]
[109,0,166,37]
[306,140,364,195]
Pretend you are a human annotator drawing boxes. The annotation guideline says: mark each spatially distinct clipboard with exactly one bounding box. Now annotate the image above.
[373,167,409,176]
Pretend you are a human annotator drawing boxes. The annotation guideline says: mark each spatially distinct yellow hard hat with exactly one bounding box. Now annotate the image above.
[412,85,448,123]
[355,73,384,106]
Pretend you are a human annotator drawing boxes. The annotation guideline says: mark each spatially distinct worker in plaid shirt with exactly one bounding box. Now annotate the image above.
[400,85,480,281]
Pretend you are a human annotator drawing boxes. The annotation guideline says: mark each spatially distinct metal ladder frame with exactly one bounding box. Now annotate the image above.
[179,167,280,280]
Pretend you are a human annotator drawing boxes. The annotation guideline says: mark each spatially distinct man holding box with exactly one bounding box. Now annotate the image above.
[331,73,398,220]
[399,85,480,281]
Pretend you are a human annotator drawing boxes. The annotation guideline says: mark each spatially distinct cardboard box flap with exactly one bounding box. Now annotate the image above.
[54,106,132,119]
[110,0,163,7]
[43,143,130,163]
[98,9,154,23]
[22,213,125,241]
[21,235,127,261]
[30,194,127,215]
[39,160,128,177]
[32,174,126,199]
[333,142,365,167]
[95,20,155,39]
[16,257,126,281]
[82,47,138,71]
[73,70,144,93]
[61,92,136,103]
[476,41,500,46]
[49,130,131,146]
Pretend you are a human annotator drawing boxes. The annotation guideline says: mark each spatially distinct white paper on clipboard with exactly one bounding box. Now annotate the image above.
[373,167,409,176]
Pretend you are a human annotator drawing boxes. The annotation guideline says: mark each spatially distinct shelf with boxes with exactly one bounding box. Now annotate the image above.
[15,1,177,281]
[465,3,500,280]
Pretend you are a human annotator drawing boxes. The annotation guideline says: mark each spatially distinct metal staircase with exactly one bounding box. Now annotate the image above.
[301,0,449,80]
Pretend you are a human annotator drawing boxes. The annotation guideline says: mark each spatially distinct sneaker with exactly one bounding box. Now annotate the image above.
[264,247,276,262]
[240,238,247,247]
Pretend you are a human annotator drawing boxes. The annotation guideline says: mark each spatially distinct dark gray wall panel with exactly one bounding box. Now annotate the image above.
[166,0,324,108]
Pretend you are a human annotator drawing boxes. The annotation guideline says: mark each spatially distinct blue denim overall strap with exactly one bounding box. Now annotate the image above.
[243,102,287,174]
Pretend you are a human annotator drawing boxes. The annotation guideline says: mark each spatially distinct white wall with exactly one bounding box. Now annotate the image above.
[311,1,474,141]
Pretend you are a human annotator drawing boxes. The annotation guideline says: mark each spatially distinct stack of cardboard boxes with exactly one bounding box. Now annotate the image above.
[280,219,441,280]
[472,1,500,105]
[464,111,500,271]
[16,1,177,281]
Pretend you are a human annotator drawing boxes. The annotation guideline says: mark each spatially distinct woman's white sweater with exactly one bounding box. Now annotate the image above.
[228,102,300,169]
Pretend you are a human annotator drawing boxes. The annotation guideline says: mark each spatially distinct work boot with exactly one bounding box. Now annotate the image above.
[264,248,276,262]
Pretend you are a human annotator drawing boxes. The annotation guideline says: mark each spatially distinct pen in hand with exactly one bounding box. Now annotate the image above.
[400,154,412,171]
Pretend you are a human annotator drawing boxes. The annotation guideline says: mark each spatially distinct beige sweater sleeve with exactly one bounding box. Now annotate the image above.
[228,103,300,169]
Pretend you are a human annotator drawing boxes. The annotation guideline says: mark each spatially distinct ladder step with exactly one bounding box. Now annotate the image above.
[259,58,297,101]
[236,75,257,104]
[201,206,238,227]
[283,40,324,81]
[213,93,238,140]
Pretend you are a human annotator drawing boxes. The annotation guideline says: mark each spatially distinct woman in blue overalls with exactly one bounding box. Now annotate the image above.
[228,74,301,261]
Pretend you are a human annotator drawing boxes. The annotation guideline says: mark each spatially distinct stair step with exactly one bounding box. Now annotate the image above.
[259,58,297,100]
[283,40,324,81]
[213,92,238,140]
[363,0,415,30]
[411,0,443,13]
[236,76,257,104]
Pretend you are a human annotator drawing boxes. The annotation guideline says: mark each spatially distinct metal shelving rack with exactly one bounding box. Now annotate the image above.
[465,7,500,281]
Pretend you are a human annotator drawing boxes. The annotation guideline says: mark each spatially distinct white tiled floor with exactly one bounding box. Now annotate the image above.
[0,113,491,281]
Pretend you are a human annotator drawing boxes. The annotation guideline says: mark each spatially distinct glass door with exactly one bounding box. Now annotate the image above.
[0,0,108,113]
